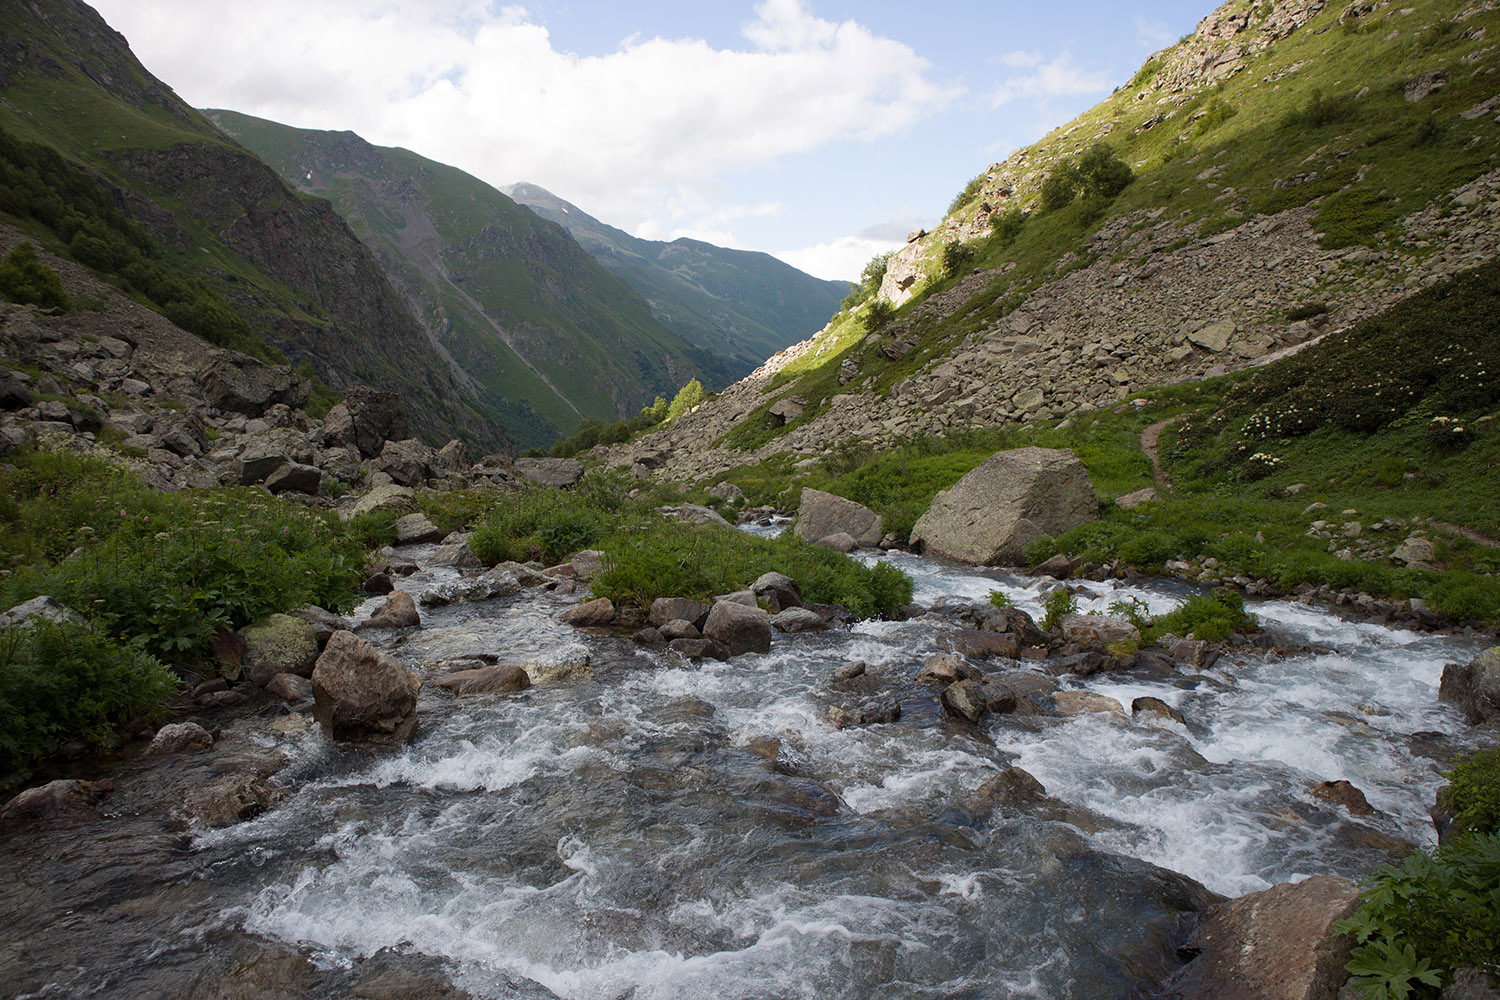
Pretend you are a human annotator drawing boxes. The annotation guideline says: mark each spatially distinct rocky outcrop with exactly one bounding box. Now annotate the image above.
[310,630,421,744]
[792,489,883,549]
[1440,648,1500,725]
[910,448,1096,565]
[1161,875,1360,1000]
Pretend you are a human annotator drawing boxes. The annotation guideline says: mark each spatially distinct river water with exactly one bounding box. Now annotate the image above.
[187,542,1477,1000]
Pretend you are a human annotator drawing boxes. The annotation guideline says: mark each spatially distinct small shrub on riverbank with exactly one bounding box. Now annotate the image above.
[1143,590,1256,643]
[470,486,628,565]
[1041,588,1077,631]
[0,618,178,772]
[0,448,365,660]
[593,523,911,618]
[1439,747,1500,836]
[1337,832,1500,999]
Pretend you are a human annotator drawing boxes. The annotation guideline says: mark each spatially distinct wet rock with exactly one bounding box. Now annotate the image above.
[771,607,829,633]
[632,627,665,644]
[1312,780,1375,817]
[0,778,113,830]
[793,488,884,548]
[826,699,901,728]
[191,943,337,1000]
[1171,638,1221,669]
[291,605,352,649]
[265,672,313,702]
[311,630,422,744]
[363,571,395,595]
[918,652,978,684]
[430,664,531,697]
[703,600,772,656]
[360,590,421,629]
[0,594,84,629]
[240,613,319,686]
[1132,696,1186,726]
[1440,648,1500,724]
[910,447,1097,565]
[561,597,616,626]
[941,679,988,722]
[1061,613,1140,647]
[833,660,867,680]
[659,619,701,640]
[1047,650,1117,677]
[985,605,1053,648]
[966,767,1048,814]
[942,629,1020,661]
[394,513,443,546]
[146,722,214,755]
[1053,690,1125,716]
[668,637,729,660]
[420,569,521,607]
[1161,875,1360,1000]
[430,540,486,570]
[1033,553,1078,578]
[815,531,858,553]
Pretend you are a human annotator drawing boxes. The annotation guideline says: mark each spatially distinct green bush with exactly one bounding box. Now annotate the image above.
[942,240,976,277]
[1040,168,1080,212]
[947,175,985,215]
[1337,833,1500,999]
[987,589,1013,608]
[0,448,364,661]
[864,299,895,332]
[593,523,911,618]
[1077,142,1134,200]
[1042,588,1077,631]
[469,487,617,566]
[0,618,179,773]
[1144,590,1256,643]
[989,208,1026,246]
[667,378,707,422]
[1440,747,1500,836]
[0,242,69,309]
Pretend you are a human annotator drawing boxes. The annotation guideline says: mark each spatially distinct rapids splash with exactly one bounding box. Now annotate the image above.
[188,543,1478,999]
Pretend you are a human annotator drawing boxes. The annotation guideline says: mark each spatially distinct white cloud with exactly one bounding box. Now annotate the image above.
[774,234,903,282]
[1134,14,1179,51]
[93,0,960,243]
[990,50,1114,107]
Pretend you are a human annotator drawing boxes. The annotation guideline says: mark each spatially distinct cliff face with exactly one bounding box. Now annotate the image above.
[206,112,734,449]
[605,0,1500,481]
[0,0,504,450]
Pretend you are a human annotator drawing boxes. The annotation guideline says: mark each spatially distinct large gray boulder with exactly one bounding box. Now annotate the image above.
[240,613,320,686]
[909,447,1096,565]
[322,385,408,459]
[703,600,772,657]
[1159,875,1359,1000]
[1440,648,1500,725]
[793,489,883,549]
[198,353,311,416]
[514,457,585,487]
[311,630,421,744]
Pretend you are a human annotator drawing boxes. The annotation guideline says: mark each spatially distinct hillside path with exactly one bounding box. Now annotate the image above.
[1140,418,1179,493]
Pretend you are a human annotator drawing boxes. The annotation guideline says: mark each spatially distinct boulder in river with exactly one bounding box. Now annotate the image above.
[146,722,214,755]
[1160,874,1359,1000]
[561,597,616,627]
[793,488,883,549]
[431,664,531,697]
[240,613,319,686]
[1440,647,1500,725]
[360,590,421,629]
[311,630,421,744]
[703,600,772,656]
[909,447,1096,565]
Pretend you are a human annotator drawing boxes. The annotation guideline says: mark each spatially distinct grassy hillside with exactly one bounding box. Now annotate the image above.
[209,112,732,448]
[719,0,1500,455]
[507,182,850,374]
[0,0,507,449]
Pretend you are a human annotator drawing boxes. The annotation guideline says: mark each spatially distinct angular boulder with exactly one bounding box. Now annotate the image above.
[198,353,310,416]
[1440,648,1500,725]
[359,591,420,630]
[514,457,585,487]
[561,597,616,627]
[1161,875,1360,1000]
[793,489,883,549]
[311,630,421,744]
[322,385,408,459]
[909,447,1096,565]
[264,461,323,495]
[650,597,712,629]
[703,600,772,657]
[394,513,443,546]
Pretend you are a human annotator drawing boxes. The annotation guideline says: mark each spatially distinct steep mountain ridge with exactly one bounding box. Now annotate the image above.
[506,182,850,375]
[0,0,503,449]
[607,0,1500,482]
[208,113,735,448]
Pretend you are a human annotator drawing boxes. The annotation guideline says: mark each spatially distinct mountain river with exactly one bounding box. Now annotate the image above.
[4,532,1486,999]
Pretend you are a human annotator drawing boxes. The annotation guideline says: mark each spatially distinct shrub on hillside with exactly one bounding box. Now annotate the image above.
[0,242,69,310]
[941,240,976,277]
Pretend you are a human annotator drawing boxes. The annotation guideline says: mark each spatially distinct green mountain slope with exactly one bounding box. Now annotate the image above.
[0,0,505,449]
[208,112,732,448]
[505,182,850,375]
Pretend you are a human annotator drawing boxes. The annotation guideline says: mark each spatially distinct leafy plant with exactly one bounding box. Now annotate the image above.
[942,240,976,278]
[0,242,69,309]
[1142,590,1256,643]
[1337,833,1500,999]
[987,589,1013,608]
[1439,747,1500,836]
[1041,588,1078,631]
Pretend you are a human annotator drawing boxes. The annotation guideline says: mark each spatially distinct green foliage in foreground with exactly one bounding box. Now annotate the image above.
[593,523,912,618]
[1337,833,1500,1000]
[1110,590,1258,644]
[0,619,178,774]
[1440,747,1500,838]
[0,447,365,661]
[1040,588,1077,631]
[470,478,635,566]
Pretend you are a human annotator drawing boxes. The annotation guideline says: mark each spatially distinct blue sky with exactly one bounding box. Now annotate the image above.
[92,0,1209,280]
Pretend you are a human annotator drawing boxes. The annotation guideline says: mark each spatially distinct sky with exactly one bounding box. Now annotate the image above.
[89,0,1210,281]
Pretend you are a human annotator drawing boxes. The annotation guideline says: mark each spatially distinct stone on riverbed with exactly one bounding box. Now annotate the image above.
[703,600,772,656]
[359,590,421,629]
[793,489,883,549]
[311,630,421,744]
[146,722,214,755]
[430,664,531,697]
[421,569,521,607]
[1440,647,1500,725]
[561,597,616,626]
